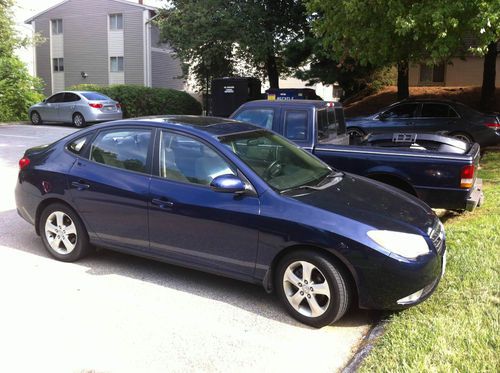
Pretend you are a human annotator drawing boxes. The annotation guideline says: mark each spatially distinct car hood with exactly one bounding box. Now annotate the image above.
[290,174,436,234]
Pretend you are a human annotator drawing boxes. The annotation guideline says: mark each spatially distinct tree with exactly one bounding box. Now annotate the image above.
[156,0,308,91]
[0,0,43,121]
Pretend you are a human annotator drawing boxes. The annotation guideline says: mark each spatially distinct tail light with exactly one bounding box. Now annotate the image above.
[19,157,30,170]
[460,165,475,188]
[485,122,500,128]
[116,103,121,108]
[89,103,103,109]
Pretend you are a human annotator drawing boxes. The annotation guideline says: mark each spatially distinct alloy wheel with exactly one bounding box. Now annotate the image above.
[31,112,40,124]
[282,260,331,318]
[73,114,84,127]
[44,211,78,255]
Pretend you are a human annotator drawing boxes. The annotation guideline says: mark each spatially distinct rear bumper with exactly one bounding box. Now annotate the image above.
[466,178,484,211]
[86,110,123,122]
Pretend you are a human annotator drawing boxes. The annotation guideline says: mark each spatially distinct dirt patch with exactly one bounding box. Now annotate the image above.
[344,86,500,117]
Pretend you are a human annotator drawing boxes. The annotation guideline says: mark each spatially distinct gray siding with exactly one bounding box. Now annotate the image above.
[151,51,185,90]
[34,20,52,96]
[124,11,145,85]
[29,0,147,89]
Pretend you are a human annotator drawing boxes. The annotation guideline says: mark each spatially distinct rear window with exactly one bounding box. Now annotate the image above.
[81,92,111,101]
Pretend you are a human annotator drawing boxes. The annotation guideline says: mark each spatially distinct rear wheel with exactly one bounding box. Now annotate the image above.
[450,132,473,144]
[275,250,351,328]
[39,203,93,262]
[30,111,42,125]
[72,112,86,128]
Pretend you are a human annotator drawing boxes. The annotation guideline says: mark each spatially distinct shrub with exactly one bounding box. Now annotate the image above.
[0,56,44,122]
[69,84,202,118]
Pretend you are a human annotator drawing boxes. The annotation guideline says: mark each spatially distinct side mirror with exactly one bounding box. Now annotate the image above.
[42,99,47,103]
[210,174,246,194]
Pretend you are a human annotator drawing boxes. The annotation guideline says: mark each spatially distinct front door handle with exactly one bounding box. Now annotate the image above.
[152,198,174,209]
[71,180,90,190]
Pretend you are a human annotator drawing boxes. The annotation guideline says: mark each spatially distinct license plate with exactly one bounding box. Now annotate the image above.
[441,251,447,277]
[104,106,115,111]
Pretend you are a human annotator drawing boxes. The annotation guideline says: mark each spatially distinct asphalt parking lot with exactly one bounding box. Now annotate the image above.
[0,123,374,373]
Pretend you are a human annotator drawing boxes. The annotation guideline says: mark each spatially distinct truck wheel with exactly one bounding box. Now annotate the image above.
[275,250,351,328]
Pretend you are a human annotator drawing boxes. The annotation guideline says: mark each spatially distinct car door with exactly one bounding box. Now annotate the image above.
[414,102,460,133]
[68,127,153,251]
[148,129,260,277]
[58,93,81,123]
[374,103,420,133]
[39,93,65,122]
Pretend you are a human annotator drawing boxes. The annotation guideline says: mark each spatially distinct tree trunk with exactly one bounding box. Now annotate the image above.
[397,60,409,100]
[266,54,279,89]
[480,41,497,112]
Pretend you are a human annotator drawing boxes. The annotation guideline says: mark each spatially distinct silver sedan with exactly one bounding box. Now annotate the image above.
[29,91,123,127]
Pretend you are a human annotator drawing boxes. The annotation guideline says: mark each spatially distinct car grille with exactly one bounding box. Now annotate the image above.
[429,219,445,254]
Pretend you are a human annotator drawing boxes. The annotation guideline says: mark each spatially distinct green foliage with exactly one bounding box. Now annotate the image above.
[156,0,308,91]
[69,84,202,118]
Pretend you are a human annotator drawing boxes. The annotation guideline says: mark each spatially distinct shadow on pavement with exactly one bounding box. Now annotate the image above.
[0,208,378,329]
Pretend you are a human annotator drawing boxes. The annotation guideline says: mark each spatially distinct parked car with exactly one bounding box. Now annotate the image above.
[346,99,500,147]
[29,91,122,127]
[15,116,446,327]
[231,100,483,211]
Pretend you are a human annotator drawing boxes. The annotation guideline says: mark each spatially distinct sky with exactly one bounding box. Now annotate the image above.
[13,0,167,74]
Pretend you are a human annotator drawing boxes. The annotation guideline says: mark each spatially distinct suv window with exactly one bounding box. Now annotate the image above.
[46,93,65,103]
[421,103,458,118]
[90,129,151,173]
[233,108,274,130]
[63,93,81,102]
[382,103,418,119]
[160,131,235,185]
[284,110,308,140]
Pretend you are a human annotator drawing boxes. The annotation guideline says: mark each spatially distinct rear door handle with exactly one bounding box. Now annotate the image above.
[151,198,174,208]
[71,180,90,190]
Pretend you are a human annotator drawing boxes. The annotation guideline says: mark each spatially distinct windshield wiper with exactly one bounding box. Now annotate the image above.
[280,171,344,194]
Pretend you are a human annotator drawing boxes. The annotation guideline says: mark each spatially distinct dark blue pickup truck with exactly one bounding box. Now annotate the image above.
[231,100,483,211]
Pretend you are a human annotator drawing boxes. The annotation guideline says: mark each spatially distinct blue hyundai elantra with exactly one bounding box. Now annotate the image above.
[15,116,446,327]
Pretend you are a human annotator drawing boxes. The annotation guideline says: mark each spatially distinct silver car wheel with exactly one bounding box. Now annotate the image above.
[31,112,40,124]
[282,260,331,318]
[452,133,472,144]
[73,114,84,127]
[44,211,78,255]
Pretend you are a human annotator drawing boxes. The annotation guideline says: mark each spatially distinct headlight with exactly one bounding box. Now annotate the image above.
[367,230,430,259]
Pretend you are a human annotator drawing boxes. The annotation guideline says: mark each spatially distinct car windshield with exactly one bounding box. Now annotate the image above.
[81,92,111,101]
[220,131,333,192]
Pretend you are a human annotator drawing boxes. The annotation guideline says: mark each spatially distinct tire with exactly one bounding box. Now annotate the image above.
[275,250,351,328]
[450,132,474,144]
[30,111,42,125]
[39,203,93,262]
[347,127,365,138]
[72,112,86,128]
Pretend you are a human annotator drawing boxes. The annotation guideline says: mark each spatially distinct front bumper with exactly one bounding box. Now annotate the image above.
[466,178,484,211]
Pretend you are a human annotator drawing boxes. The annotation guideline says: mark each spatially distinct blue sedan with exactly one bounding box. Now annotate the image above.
[15,116,446,327]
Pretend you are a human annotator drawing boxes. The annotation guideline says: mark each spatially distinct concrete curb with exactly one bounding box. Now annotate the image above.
[341,318,389,373]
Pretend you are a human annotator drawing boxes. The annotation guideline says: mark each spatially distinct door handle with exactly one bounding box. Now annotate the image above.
[151,198,174,208]
[71,180,90,190]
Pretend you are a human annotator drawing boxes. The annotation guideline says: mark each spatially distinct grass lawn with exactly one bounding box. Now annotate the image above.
[360,150,500,372]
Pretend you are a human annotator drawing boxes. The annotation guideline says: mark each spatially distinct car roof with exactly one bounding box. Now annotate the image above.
[92,115,262,137]
[239,99,343,108]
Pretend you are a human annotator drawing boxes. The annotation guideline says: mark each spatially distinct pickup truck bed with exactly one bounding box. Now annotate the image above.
[231,100,483,211]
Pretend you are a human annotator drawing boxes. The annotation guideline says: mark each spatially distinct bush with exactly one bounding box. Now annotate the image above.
[69,84,202,118]
[0,56,44,122]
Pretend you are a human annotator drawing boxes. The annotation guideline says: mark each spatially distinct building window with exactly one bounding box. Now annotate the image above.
[420,63,445,83]
[110,57,124,72]
[109,14,123,30]
[51,19,63,35]
[53,58,64,72]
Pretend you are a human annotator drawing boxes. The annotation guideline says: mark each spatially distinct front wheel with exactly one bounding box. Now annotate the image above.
[275,250,351,328]
[39,203,93,262]
[72,113,86,127]
[30,111,42,125]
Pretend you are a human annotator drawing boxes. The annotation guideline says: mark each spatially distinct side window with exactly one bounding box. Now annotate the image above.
[64,93,81,102]
[109,14,123,30]
[421,103,458,118]
[159,131,234,186]
[46,93,64,103]
[67,135,91,155]
[284,110,308,140]
[382,104,418,119]
[90,129,151,173]
[233,108,275,130]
